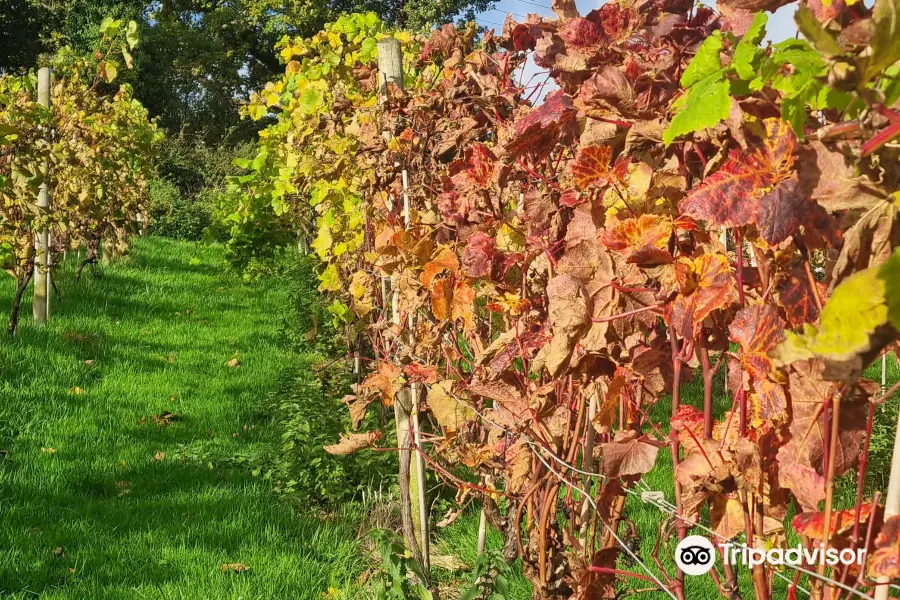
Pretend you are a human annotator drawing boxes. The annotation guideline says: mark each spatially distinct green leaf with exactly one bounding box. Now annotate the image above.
[795,4,842,58]
[864,0,900,83]
[360,37,377,60]
[126,20,140,49]
[251,149,268,172]
[318,264,342,293]
[664,78,731,146]
[297,87,324,114]
[781,93,808,136]
[733,12,768,80]
[681,32,724,87]
[103,59,119,83]
[100,17,121,37]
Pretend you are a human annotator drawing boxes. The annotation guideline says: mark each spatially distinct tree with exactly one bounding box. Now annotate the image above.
[0,0,493,141]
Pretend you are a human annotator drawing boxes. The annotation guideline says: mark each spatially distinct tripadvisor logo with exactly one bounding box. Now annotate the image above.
[675,535,716,575]
[674,535,867,576]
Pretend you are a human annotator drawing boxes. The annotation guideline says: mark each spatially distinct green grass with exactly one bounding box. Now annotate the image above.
[0,237,366,600]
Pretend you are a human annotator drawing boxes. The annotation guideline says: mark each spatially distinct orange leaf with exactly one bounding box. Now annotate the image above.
[602,214,672,258]
[420,246,459,288]
[572,145,613,190]
[431,278,452,321]
[665,254,736,339]
[792,501,877,540]
[681,118,797,228]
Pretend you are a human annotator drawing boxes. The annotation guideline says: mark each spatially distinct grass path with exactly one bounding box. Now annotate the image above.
[0,238,365,600]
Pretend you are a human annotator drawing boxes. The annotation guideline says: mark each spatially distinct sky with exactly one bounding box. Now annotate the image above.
[475,0,800,102]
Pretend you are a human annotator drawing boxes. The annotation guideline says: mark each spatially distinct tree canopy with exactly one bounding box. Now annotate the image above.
[3,0,491,140]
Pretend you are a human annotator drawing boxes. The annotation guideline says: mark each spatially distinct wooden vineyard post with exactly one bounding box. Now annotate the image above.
[33,66,51,325]
[377,36,430,578]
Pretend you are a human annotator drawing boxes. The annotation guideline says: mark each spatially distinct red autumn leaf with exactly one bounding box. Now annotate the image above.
[602,214,672,259]
[462,232,496,278]
[777,450,826,511]
[511,24,536,52]
[558,18,604,47]
[571,145,613,190]
[437,184,475,225]
[448,143,496,191]
[792,501,877,540]
[869,515,900,579]
[775,268,822,328]
[729,303,786,382]
[749,378,789,425]
[577,66,635,115]
[324,430,382,455]
[665,254,736,340]
[420,245,459,288]
[590,3,634,40]
[756,176,809,245]
[681,119,797,228]
[506,91,579,158]
[671,405,706,455]
[405,362,441,384]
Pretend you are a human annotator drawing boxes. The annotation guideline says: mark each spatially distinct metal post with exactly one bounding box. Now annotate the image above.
[33,67,51,325]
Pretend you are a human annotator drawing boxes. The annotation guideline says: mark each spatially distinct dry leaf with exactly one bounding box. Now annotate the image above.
[152,451,166,462]
[220,562,250,574]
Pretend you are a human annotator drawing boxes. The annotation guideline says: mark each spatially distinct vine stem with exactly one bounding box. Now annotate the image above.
[669,333,687,600]
[815,380,856,600]
[834,400,876,600]
[874,396,900,600]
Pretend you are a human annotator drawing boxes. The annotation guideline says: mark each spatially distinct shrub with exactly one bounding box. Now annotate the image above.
[147,177,212,241]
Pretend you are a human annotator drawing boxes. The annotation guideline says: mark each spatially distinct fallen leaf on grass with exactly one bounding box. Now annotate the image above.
[151,452,165,462]
[83,360,95,367]
[69,386,84,395]
[220,563,249,574]
[41,447,56,455]
[53,546,65,558]
[153,411,178,426]
[226,357,241,368]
